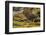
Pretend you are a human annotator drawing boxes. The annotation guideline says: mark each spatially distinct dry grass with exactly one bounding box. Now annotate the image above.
[13,8,40,28]
[13,20,40,28]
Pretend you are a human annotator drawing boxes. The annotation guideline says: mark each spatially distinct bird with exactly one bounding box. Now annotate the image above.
[23,8,38,22]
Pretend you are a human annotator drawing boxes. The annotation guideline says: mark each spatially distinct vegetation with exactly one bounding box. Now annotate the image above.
[13,7,40,28]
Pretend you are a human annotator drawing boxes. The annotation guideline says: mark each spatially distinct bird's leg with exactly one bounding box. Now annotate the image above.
[33,19,35,23]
